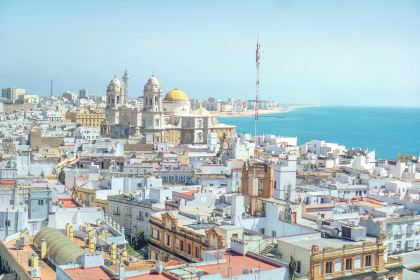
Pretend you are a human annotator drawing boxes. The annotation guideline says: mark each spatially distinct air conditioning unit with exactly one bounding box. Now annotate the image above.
[250,268,261,273]
[321,225,340,238]
[341,225,366,241]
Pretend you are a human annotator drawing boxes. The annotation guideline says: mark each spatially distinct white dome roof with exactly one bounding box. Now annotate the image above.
[110,77,121,87]
[147,76,160,86]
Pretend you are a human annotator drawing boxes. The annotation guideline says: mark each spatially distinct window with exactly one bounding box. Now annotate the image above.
[345,258,352,270]
[325,261,332,274]
[258,179,263,193]
[195,247,200,258]
[187,244,192,255]
[166,235,171,247]
[179,240,184,252]
[272,230,277,238]
[259,228,265,235]
[38,199,44,206]
[365,255,372,267]
[152,229,160,240]
[297,261,301,273]
[5,220,11,227]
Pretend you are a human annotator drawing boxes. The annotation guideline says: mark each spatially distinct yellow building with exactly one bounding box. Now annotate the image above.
[148,212,226,263]
[74,108,106,127]
[309,237,403,280]
[73,185,107,211]
[275,234,403,280]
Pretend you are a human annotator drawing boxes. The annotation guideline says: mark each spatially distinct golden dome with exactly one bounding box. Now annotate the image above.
[164,89,189,102]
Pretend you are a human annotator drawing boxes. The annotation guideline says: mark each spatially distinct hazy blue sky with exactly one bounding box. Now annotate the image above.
[1,0,420,106]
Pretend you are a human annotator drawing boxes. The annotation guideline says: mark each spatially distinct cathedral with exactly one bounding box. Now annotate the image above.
[101,72,236,145]
[101,71,142,138]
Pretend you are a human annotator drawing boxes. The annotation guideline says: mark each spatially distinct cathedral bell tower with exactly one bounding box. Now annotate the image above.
[143,75,162,112]
[106,75,125,109]
[141,76,165,143]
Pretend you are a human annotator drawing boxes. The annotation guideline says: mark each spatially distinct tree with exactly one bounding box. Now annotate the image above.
[289,255,297,280]
[130,231,147,250]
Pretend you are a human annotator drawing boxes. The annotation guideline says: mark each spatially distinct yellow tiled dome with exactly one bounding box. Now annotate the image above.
[164,89,189,102]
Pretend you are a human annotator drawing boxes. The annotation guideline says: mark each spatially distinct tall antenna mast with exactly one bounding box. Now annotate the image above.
[254,35,261,159]
[50,79,53,97]
[122,68,129,96]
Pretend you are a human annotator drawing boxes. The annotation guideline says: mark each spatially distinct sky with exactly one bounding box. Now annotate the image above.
[1,0,420,107]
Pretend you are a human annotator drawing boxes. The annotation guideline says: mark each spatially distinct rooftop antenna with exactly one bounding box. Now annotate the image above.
[50,79,53,97]
[254,34,261,159]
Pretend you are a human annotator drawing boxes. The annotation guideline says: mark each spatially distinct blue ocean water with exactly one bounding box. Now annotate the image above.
[220,106,420,160]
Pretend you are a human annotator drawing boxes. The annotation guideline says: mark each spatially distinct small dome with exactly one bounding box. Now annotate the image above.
[164,89,189,102]
[110,77,121,87]
[147,76,160,86]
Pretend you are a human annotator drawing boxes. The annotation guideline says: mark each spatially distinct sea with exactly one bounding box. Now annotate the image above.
[219,106,420,160]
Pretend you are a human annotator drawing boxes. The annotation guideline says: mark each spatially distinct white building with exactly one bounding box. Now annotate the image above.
[273,154,297,201]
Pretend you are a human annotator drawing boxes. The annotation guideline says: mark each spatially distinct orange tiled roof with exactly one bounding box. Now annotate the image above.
[179,189,199,197]
[196,251,278,277]
[127,272,170,280]
[163,260,183,267]
[64,266,113,280]
[0,179,16,187]
[59,198,78,208]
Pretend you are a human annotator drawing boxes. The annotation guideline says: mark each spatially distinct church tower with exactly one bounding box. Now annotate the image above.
[106,75,125,109]
[142,76,165,143]
[143,76,162,112]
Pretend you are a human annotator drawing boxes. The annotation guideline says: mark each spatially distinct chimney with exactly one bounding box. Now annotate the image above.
[69,226,74,241]
[118,256,125,280]
[66,223,71,238]
[231,195,244,226]
[31,253,39,268]
[111,242,117,263]
[40,239,47,259]
[89,237,95,253]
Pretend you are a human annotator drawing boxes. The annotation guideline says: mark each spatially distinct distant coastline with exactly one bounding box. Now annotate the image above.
[218,106,420,159]
[214,107,284,117]
[215,104,316,117]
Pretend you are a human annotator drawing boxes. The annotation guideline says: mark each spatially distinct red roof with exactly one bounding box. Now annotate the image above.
[0,179,16,187]
[64,266,112,280]
[59,198,78,208]
[127,272,170,280]
[163,260,183,267]
[179,189,199,197]
[196,251,278,277]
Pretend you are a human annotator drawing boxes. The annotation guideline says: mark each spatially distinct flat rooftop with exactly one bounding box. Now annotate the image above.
[195,251,280,278]
[278,232,376,251]
[63,266,112,280]
[5,237,56,279]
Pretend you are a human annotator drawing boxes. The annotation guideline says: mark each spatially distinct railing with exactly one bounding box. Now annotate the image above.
[386,256,403,268]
